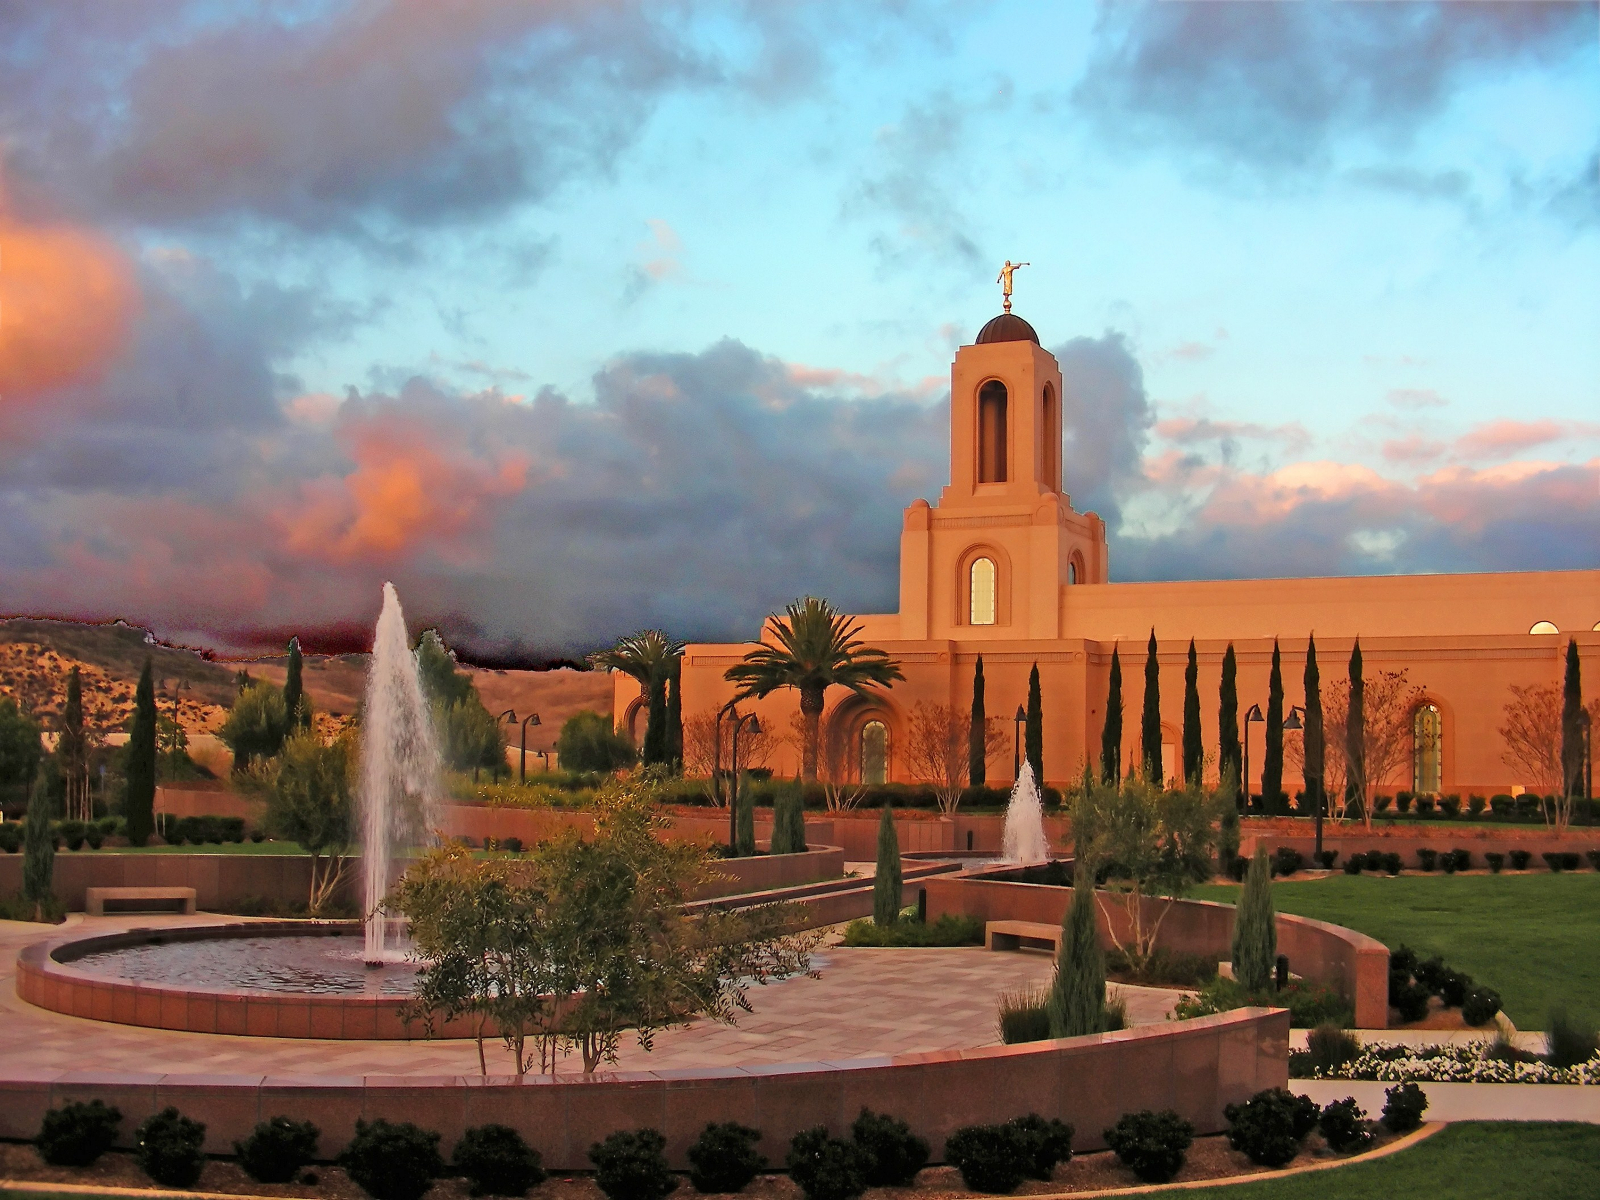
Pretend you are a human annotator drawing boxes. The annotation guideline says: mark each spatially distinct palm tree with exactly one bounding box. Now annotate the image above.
[589,630,685,765]
[725,597,903,780]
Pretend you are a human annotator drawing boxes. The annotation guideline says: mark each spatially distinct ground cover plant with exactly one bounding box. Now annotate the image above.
[840,912,982,946]
[1192,872,1600,1027]
[1291,1039,1600,1084]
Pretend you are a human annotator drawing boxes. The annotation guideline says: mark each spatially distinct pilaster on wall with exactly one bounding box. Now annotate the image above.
[899,499,932,640]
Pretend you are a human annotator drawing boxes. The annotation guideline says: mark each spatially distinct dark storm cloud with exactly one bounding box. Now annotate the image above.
[1052,332,1154,527]
[1074,0,1592,169]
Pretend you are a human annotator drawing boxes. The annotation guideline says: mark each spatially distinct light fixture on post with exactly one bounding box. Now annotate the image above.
[502,710,542,783]
[1013,704,1027,780]
[1244,703,1264,810]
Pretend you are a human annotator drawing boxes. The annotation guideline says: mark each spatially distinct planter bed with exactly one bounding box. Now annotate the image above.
[1294,1042,1600,1085]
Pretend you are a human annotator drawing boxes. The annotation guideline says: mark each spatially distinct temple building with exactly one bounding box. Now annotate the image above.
[616,309,1599,798]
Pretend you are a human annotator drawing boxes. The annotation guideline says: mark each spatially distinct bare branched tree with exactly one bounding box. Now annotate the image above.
[682,709,776,807]
[1287,668,1423,827]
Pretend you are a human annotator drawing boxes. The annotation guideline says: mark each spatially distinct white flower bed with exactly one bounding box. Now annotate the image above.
[1302,1043,1600,1085]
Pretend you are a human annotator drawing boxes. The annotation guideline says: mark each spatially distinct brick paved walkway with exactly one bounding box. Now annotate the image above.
[1,915,1180,1077]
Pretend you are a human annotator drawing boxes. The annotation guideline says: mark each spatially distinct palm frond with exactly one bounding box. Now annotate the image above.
[589,629,686,686]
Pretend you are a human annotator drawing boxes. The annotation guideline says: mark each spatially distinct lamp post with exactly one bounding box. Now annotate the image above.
[715,699,739,812]
[501,710,542,783]
[1013,705,1027,780]
[1244,703,1264,811]
[729,712,762,850]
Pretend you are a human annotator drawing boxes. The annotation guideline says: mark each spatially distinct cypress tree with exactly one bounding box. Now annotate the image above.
[666,661,683,771]
[1561,638,1583,800]
[642,671,669,766]
[1231,845,1276,993]
[873,805,902,926]
[1025,663,1043,787]
[1048,867,1106,1038]
[1141,629,1162,785]
[969,656,987,788]
[1219,644,1241,788]
[1262,640,1284,814]
[771,779,807,854]
[1303,635,1324,824]
[125,659,157,848]
[1182,639,1202,788]
[1217,764,1241,869]
[1100,647,1122,785]
[283,637,306,732]
[735,775,756,857]
[1345,640,1365,818]
[60,666,87,823]
[23,755,57,920]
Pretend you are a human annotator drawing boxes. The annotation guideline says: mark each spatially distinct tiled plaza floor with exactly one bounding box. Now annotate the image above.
[0,915,1179,1077]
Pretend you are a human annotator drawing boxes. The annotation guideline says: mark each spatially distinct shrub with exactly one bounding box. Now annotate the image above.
[1317,1098,1373,1153]
[841,913,983,947]
[1223,1087,1318,1167]
[1462,986,1502,1027]
[1489,794,1512,816]
[135,1106,207,1188]
[1546,1008,1599,1069]
[1415,848,1437,872]
[1005,1114,1073,1180]
[1103,1110,1193,1184]
[84,827,103,849]
[1449,848,1472,872]
[0,823,20,852]
[341,1118,444,1200]
[37,1099,122,1167]
[1485,852,1504,873]
[453,1124,545,1197]
[1440,796,1460,818]
[555,711,637,774]
[686,1122,764,1195]
[1391,978,1432,1024]
[1543,852,1564,873]
[1304,1022,1361,1075]
[1227,855,1248,882]
[997,984,1052,1044]
[1314,850,1337,870]
[786,1126,866,1200]
[1374,796,1393,814]
[1342,855,1362,875]
[1561,852,1580,871]
[1271,847,1303,876]
[1382,852,1402,875]
[1381,1083,1428,1134]
[1395,793,1412,814]
[235,1116,319,1184]
[1416,796,1435,817]
[1437,968,1472,1009]
[219,816,246,843]
[500,836,523,854]
[590,1129,678,1200]
[1467,795,1486,818]
[1588,849,1600,871]
[1440,851,1457,875]
[942,1125,1029,1194]
[851,1108,929,1187]
[59,819,86,850]
[1509,849,1531,870]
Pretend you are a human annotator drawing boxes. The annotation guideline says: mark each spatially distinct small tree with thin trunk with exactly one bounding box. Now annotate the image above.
[1182,640,1202,788]
[124,659,157,848]
[1047,866,1107,1038]
[873,805,902,926]
[60,668,90,823]
[1025,663,1044,786]
[1141,630,1162,786]
[1262,640,1284,814]
[1231,846,1276,993]
[1101,647,1123,785]
[905,702,990,814]
[268,730,357,913]
[969,657,987,787]
[1219,644,1241,789]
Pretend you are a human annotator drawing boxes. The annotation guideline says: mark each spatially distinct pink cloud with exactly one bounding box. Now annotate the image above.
[1454,418,1573,459]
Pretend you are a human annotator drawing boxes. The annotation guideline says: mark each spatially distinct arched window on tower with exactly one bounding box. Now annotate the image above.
[1413,704,1442,795]
[1067,559,1078,585]
[861,720,888,785]
[1042,383,1059,491]
[970,557,997,625]
[978,380,1008,483]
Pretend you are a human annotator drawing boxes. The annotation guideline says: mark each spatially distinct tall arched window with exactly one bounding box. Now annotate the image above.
[861,720,888,785]
[1067,559,1078,585]
[978,380,1008,483]
[1042,383,1059,492]
[1413,704,1442,795]
[969,557,997,625]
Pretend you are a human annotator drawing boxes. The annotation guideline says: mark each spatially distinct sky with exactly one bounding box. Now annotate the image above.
[0,0,1596,661]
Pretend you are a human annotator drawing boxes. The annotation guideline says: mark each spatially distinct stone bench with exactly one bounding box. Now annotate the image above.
[985,919,1060,954]
[85,887,197,917]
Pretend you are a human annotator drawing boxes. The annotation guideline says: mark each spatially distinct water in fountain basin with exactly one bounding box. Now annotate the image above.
[361,583,441,963]
[1001,760,1050,864]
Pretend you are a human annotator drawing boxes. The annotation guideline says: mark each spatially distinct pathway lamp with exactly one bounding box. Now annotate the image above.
[1012,704,1027,781]
[1244,703,1264,811]
[728,711,762,850]
[502,710,541,783]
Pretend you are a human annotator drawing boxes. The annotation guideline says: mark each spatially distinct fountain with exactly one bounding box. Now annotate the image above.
[360,582,441,963]
[1000,759,1049,864]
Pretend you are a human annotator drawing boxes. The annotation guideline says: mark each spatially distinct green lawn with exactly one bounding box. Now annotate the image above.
[1132,1123,1600,1199]
[1193,873,1600,1027]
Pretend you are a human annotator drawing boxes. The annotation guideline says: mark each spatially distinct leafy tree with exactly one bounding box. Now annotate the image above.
[1182,640,1202,788]
[1231,846,1276,992]
[0,696,42,806]
[1345,640,1365,820]
[23,754,58,919]
[283,637,310,730]
[969,656,987,787]
[416,630,474,707]
[218,681,287,773]
[1141,629,1162,785]
[1047,866,1106,1038]
[268,731,357,913]
[873,805,902,926]
[1262,640,1284,814]
[725,597,902,780]
[416,631,505,778]
[1025,663,1043,785]
[591,631,685,768]
[124,659,157,847]
[1218,644,1241,788]
[1302,635,1324,822]
[554,711,636,774]
[1101,646,1122,785]
[1562,638,1584,802]
[1073,775,1214,973]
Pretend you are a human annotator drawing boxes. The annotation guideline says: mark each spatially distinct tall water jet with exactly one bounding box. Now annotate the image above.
[361,583,441,964]
[1001,759,1049,864]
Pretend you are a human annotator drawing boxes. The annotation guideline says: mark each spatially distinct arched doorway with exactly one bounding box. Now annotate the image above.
[1412,704,1442,795]
[861,720,889,785]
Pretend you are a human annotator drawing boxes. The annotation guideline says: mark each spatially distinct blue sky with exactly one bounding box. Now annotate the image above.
[0,1,1596,657]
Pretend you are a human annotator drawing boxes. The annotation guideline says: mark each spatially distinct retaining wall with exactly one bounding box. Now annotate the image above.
[1244,832,1600,870]
[924,875,1390,1029]
[0,1007,1288,1167]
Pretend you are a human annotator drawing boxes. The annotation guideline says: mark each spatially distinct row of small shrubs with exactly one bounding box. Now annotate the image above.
[0,816,119,853]
[161,814,248,845]
[1388,944,1501,1026]
[1173,975,1353,1028]
[1223,1083,1425,1166]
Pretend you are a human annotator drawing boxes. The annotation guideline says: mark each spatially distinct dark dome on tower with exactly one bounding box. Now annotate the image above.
[975,312,1040,345]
